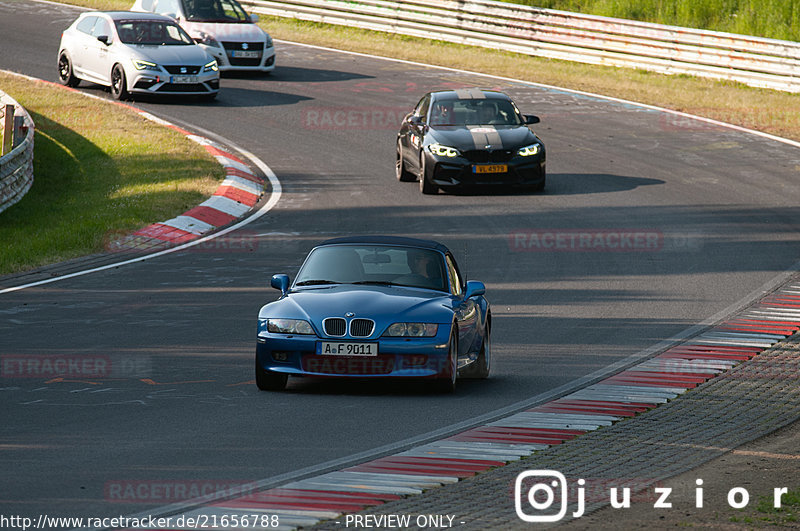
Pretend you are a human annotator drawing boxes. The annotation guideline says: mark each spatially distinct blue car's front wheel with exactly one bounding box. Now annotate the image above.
[463,325,491,379]
[435,329,458,393]
[255,357,288,391]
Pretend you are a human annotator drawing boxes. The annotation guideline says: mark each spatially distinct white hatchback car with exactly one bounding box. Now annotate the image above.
[58,11,220,100]
[131,0,275,73]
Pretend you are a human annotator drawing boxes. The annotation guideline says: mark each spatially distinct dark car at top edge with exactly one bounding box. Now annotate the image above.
[396,88,546,194]
[255,236,491,393]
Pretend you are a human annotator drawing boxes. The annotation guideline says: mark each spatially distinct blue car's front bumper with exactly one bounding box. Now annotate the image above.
[256,328,452,378]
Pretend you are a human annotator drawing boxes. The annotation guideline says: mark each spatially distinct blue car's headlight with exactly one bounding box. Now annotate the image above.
[517,143,542,157]
[267,319,314,335]
[383,323,439,337]
[428,144,461,158]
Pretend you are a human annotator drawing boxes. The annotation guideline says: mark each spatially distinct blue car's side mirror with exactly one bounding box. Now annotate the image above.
[464,280,485,299]
[271,274,290,295]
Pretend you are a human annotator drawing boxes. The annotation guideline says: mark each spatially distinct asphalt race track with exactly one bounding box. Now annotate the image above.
[1,0,800,522]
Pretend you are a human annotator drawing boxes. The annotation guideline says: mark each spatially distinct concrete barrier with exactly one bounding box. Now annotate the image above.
[0,90,34,214]
[243,0,800,93]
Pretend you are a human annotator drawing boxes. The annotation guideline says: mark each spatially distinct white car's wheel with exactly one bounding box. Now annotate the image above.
[57,51,80,87]
[110,64,128,100]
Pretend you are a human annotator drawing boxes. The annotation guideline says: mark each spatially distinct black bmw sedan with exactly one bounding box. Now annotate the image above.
[396,88,546,194]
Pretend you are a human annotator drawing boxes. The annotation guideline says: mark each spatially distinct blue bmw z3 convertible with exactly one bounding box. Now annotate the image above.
[255,236,491,392]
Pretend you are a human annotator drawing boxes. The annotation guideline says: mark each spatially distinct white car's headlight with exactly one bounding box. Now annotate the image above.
[204,60,219,73]
[383,323,439,337]
[132,59,159,71]
[267,319,314,335]
[265,35,273,48]
[428,144,461,158]
[517,143,541,157]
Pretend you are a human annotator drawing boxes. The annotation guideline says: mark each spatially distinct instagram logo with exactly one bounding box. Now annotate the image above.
[515,470,584,522]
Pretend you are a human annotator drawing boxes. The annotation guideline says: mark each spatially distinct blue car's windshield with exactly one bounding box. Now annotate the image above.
[295,245,448,292]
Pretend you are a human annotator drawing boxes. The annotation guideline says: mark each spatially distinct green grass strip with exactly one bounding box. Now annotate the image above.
[0,72,223,275]
[503,0,800,42]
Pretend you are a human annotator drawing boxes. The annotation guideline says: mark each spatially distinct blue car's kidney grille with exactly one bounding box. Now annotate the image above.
[324,318,346,337]
[350,319,375,338]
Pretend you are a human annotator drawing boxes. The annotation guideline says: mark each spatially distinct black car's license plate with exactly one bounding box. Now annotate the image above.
[473,164,508,174]
[317,341,378,356]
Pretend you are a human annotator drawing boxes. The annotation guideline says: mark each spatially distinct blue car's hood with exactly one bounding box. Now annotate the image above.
[259,284,456,336]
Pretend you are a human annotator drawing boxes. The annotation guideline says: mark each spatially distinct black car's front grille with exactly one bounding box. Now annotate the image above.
[163,65,201,75]
[463,149,514,163]
[221,41,265,51]
[350,319,375,338]
[324,318,347,337]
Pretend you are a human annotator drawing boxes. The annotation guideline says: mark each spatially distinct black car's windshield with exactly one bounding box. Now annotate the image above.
[115,20,194,45]
[295,245,448,292]
[181,0,251,22]
[429,98,523,126]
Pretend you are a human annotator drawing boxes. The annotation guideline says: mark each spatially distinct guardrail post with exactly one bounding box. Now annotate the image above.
[13,115,27,150]
[2,104,13,156]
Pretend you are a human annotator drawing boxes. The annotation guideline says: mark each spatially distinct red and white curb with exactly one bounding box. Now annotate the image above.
[109,133,264,252]
[146,284,800,530]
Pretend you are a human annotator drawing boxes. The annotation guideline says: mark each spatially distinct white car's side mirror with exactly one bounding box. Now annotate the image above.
[250,13,260,23]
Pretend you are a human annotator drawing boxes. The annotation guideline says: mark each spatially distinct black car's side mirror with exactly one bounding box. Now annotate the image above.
[271,274,290,296]
[409,115,423,126]
[524,115,540,125]
[97,35,110,45]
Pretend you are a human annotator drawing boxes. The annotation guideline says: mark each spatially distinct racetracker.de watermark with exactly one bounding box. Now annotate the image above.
[104,230,259,254]
[104,480,259,503]
[508,229,704,252]
[302,106,408,130]
[1,354,151,379]
[514,470,793,523]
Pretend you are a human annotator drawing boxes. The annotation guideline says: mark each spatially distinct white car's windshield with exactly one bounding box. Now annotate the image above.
[115,20,194,45]
[295,245,448,292]
[429,99,523,126]
[181,0,251,22]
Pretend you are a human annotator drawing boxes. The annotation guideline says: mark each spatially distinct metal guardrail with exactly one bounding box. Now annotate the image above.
[243,0,800,93]
[0,91,34,215]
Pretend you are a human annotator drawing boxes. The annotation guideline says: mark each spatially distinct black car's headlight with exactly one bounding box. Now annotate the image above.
[267,318,314,335]
[204,60,219,73]
[383,323,439,337]
[132,59,159,71]
[517,143,542,157]
[428,144,461,158]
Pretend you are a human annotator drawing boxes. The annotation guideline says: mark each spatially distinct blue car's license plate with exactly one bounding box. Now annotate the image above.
[317,341,378,356]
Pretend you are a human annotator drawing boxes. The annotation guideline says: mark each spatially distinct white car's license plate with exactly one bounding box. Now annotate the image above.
[317,341,378,356]
[170,75,198,84]
[232,50,260,58]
